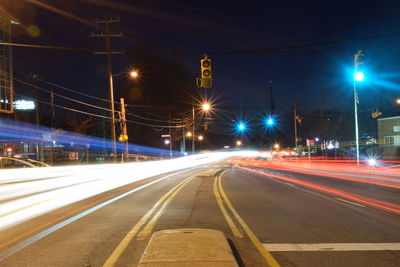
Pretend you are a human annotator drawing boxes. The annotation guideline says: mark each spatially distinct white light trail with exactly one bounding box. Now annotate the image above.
[0,151,254,230]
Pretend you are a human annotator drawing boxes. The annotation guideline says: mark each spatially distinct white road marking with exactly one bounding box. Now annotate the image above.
[263,243,400,251]
[334,197,366,207]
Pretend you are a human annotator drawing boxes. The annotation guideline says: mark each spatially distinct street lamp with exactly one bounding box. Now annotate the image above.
[202,103,211,111]
[130,70,139,78]
[198,135,204,141]
[109,69,140,160]
[186,131,192,137]
[236,140,242,147]
[353,50,364,165]
[274,143,280,150]
[396,98,400,105]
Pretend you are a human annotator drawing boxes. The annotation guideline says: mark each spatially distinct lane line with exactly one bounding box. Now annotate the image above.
[263,243,400,251]
[0,169,191,261]
[103,174,196,266]
[240,166,400,214]
[334,198,366,208]
[218,171,280,267]
[136,176,196,240]
[213,170,243,238]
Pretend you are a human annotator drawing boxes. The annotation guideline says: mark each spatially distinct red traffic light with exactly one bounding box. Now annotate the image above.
[202,59,211,68]
[6,147,12,152]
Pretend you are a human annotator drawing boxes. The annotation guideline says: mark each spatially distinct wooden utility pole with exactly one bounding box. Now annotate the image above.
[120,98,128,160]
[293,101,298,152]
[92,18,123,159]
[50,89,55,127]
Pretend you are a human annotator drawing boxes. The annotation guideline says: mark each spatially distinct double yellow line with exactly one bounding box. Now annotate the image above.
[103,174,195,267]
[214,170,280,267]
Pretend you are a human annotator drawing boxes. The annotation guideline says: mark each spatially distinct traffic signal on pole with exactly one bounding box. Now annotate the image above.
[296,115,302,126]
[201,58,212,79]
[197,57,212,88]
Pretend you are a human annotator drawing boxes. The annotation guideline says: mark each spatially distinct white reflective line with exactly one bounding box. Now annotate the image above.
[334,197,366,207]
[263,243,400,251]
[0,169,190,260]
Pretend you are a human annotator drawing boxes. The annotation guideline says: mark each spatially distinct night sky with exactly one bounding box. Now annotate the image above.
[2,0,400,148]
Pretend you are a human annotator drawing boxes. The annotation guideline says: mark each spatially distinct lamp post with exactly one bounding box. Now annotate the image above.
[353,50,364,165]
[191,102,212,153]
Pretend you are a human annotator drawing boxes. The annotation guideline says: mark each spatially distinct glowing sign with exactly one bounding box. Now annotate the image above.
[14,100,35,110]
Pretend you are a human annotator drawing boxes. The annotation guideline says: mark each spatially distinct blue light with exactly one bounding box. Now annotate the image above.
[354,71,365,82]
[266,117,274,126]
[237,122,246,132]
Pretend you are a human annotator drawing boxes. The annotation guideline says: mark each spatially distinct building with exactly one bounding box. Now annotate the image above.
[377,116,400,157]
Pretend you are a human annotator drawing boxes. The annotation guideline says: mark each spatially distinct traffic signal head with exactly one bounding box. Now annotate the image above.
[200,58,212,79]
[237,122,246,132]
[266,117,275,126]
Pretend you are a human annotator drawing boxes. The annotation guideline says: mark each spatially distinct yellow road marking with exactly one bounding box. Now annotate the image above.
[103,175,196,267]
[217,173,280,267]
[213,171,243,238]
[136,176,195,240]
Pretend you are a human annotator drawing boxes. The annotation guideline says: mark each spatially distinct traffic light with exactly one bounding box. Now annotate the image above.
[266,117,275,126]
[197,57,212,88]
[295,115,302,126]
[237,122,246,132]
[201,58,212,79]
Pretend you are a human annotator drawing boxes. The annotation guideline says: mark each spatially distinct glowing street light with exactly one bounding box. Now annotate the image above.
[130,70,139,78]
[186,131,192,137]
[164,139,170,145]
[273,143,280,149]
[198,135,204,141]
[202,103,211,111]
[396,98,400,105]
[236,140,242,146]
[354,71,365,82]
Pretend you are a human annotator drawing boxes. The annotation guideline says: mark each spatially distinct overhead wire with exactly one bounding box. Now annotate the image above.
[14,78,113,113]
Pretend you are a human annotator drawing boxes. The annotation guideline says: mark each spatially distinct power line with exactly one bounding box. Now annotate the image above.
[14,78,113,113]
[184,32,400,56]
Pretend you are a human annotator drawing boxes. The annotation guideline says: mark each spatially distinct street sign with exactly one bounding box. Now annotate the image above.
[161,134,170,138]
[306,139,315,146]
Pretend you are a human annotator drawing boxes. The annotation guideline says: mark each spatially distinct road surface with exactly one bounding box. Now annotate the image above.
[0,159,399,266]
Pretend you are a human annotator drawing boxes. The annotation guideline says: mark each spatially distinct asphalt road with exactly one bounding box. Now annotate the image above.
[0,160,399,266]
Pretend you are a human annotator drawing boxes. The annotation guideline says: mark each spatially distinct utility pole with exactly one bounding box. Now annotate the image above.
[0,18,16,114]
[50,89,55,128]
[92,18,123,160]
[181,122,186,155]
[293,101,298,153]
[320,88,324,117]
[192,102,195,153]
[120,98,128,160]
[168,115,172,159]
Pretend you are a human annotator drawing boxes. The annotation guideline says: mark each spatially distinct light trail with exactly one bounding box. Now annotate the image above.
[231,158,400,189]
[0,151,254,231]
[239,166,400,214]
